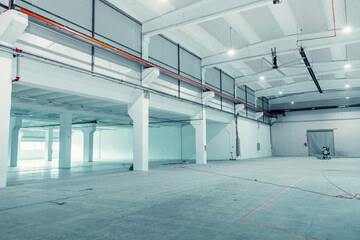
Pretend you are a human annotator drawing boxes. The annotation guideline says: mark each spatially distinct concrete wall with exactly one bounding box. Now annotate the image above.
[238,118,272,159]
[271,108,360,157]
[181,122,236,161]
[96,126,182,163]
[181,118,271,161]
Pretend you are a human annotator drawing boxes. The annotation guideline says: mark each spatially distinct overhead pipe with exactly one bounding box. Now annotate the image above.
[296,0,336,47]
[17,8,275,118]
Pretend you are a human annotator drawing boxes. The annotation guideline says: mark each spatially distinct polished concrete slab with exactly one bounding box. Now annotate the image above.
[0,157,359,240]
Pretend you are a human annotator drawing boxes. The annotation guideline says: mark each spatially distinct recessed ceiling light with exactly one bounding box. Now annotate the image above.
[291,101,294,104]
[344,63,351,69]
[259,75,265,81]
[343,26,352,33]
[345,84,350,88]
[228,49,235,56]
[346,96,350,99]
[279,91,283,95]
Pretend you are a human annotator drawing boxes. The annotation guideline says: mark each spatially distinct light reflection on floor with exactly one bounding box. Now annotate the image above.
[7,159,133,186]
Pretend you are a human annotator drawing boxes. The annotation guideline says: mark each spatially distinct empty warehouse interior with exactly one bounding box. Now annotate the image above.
[0,0,359,239]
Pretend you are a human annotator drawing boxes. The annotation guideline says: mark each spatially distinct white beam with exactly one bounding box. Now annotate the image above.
[19,58,133,104]
[128,91,149,171]
[270,90,360,105]
[59,112,72,169]
[255,112,264,120]
[223,14,261,44]
[239,60,360,85]
[142,67,160,86]
[143,0,270,36]
[236,104,245,114]
[0,10,28,47]
[203,28,360,71]
[202,91,215,104]
[11,98,130,122]
[257,79,360,97]
[268,0,298,36]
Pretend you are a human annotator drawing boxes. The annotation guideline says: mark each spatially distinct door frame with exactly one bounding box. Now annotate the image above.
[306,129,335,156]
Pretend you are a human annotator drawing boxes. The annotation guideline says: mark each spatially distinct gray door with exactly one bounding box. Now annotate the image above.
[307,130,335,157]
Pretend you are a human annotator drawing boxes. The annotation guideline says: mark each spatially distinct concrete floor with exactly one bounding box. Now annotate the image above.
[0,157,359,240]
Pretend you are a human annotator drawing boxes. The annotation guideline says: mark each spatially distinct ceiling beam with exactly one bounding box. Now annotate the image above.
[270,90,360,105]
[236,59,360,85]
[223,14,261,45]
[203,28,360,72]
[143,0,270,36]
[257,79,360,97]
[267,0,298,36]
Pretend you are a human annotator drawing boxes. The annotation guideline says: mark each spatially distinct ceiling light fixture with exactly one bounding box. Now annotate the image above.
[291,101,294,104]
[343,26,352,33]
[344,63,351,69]
[259,75,265,81]
[228,27,234,56]
[345,84,350,88]
[346,96,350,99]
[279,91,283,95]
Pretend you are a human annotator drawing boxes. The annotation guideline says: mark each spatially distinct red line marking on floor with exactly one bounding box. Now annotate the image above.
[242,176,306,221]
[245,219,321,240]
[241,176,320,240]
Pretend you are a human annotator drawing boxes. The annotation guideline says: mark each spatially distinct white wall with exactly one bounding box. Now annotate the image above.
[271,108,360,157]
[181,118,271,161]
[97,126,182,163]
[238,118,272,159]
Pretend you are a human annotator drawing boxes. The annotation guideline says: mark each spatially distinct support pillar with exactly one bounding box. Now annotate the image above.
[0,52,13,188]
[82,125,96,163]
[190,108,207,164]
[45,128,53,161]
[141,35,150,60]
[9,116,22,167]
[128,91,149,171]
[59,113,72,169]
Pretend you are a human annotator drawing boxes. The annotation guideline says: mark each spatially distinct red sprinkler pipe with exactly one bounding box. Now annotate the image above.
[296,0,336,47]
[19,8,275,117]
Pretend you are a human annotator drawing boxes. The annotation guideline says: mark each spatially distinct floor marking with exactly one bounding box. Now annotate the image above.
[241,176,320,240]
[242,176,306,221]
[245,219,321,240]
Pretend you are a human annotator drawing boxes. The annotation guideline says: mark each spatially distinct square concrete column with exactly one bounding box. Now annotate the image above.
[59,113,72,169]
[190,108,207,164]
[9,116,22,167]
[82,125,96,163]
[128,91,149,171]
[45,128,53,162]
[0,52,13,188]
[141,35,150,60]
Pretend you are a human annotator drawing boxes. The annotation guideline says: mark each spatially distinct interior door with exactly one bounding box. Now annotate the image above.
[307,130,335,157]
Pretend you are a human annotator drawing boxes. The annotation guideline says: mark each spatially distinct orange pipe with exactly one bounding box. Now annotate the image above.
[296,0,336,47]
[19,8,275,117]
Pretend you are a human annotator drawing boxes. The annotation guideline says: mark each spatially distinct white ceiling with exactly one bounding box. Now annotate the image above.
[105,0,360,109]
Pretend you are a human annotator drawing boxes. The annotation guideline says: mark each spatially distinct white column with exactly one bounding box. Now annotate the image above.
[82,125,96,163]
[128,91,149,171]
[142,35,151,60]
[225,119,238,160]
[45,128,53,161]
[59,113,72,169]
[190,108,207,164]
[0,52,13,188]
[9,116,22,167]
[201,68,206,85]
